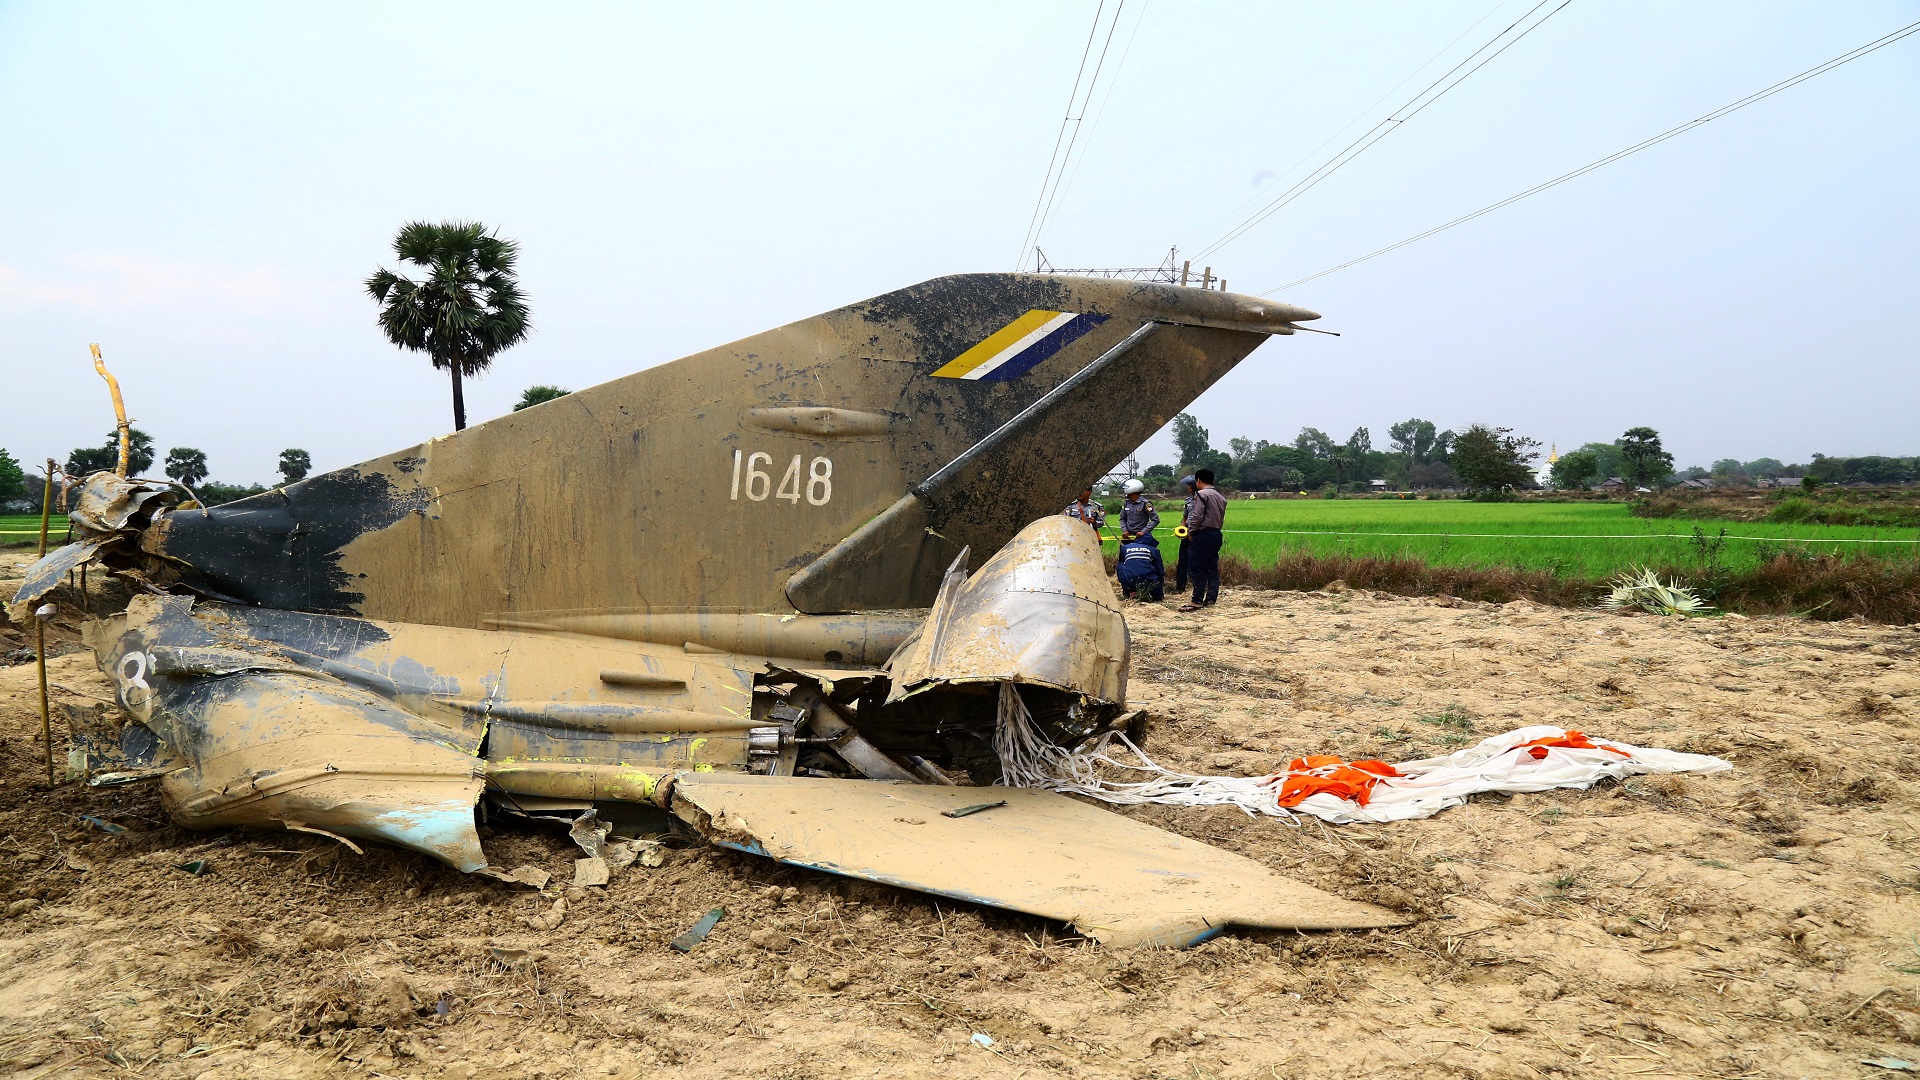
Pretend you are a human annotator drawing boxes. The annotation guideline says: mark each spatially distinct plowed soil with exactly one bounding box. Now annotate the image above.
[3,549,1918,1079]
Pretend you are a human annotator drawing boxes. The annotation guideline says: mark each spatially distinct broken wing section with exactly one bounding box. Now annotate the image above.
[95,596,489,870]
[669,774,1403,948]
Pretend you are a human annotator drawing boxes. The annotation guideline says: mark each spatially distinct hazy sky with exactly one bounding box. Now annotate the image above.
[4,2,1916,484]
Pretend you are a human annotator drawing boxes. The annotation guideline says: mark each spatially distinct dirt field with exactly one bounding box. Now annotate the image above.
[3,549,1919,1079]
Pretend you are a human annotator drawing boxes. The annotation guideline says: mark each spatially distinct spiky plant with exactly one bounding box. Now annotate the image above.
[1598,567,1711,616]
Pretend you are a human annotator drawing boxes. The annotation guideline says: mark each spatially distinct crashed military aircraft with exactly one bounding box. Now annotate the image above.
[15,273,1402,946]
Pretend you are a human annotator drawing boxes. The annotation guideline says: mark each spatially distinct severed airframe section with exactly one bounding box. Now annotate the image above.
[15,272,1405,946]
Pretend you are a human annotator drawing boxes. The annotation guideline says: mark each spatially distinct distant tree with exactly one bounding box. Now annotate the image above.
[194,482,271,506]
[1381,453,1411,490]
[1451,424,1540,492]
[1815,455,1916,485]
[1387,418,1435,462]
[1618,427,1674,487]
[514,384,571,412]
[1191,449,1233,480]
[1345,427,1371,457]
[367,220,532,432]
[1228,436,1254,463]
[1294,427,1337,460]
[66,446,117,477]
[1743,457,1786,478]
[1678,466,1709,481]
[121,428,156,474]
[1171,413,1212,466]
[1573,441,1625,481]
[1409,462,1457,489]
[68,427,155,477]
[0,448,23,503]
[1710,458,1744,476]
[1550,448,1600,489]
[1243,463,1306,491]
[163,447,209,486]
[1143,464,1174,481]
[278,448,312,484]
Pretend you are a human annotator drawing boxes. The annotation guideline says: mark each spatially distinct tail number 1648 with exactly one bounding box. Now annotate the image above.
[731,450,832,505]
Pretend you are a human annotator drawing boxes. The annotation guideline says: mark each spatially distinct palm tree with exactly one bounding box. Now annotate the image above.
[164,447,209,487]
[366,221,531,431]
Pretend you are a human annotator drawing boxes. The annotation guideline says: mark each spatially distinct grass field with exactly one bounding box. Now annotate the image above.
[0,514,55,548]
[1137,498,1920,576]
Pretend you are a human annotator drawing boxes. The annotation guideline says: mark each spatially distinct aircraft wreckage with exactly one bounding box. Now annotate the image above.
[14,273,1403,947]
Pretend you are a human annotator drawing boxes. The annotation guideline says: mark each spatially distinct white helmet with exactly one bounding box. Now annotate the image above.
[1123,478,1145,495]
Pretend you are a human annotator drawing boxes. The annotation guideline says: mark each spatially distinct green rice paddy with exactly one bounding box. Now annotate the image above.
[12,504,1920,578]
[0,515,54,548]
[1131,499,1920,576]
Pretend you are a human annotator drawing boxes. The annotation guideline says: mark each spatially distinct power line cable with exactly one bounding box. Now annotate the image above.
[1187,0,1518,247]
[1016,3,1118,270]
[1259,19,1920,295]
[1028,0,1129,269]
[1189,0,1571,262]
[1036,0,1152,257]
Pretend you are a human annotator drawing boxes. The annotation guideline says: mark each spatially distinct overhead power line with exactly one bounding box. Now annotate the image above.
[1189,0,1572,262]
[1185,0,1517,249]
[1016,2,1129,270]
[1260,19,1920,296]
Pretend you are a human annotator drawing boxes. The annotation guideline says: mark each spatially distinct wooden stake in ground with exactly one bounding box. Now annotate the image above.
[35,461,55,784]
[90,343,131,476]
[38,460,53,557]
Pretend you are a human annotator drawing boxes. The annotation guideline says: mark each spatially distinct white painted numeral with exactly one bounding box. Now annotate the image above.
[807,457,832,505]
[744,452,772,501]
[730,450,832,506]
[776,456,803,502]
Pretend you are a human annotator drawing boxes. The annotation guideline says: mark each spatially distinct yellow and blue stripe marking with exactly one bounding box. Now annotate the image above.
[930,309,1109,381]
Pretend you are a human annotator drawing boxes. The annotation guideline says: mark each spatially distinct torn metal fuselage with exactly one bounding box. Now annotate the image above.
[30,273,1403,944]
[87,516,1133,877]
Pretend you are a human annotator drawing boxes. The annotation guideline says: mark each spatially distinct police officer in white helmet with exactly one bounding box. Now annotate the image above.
[1116,478,1159,541]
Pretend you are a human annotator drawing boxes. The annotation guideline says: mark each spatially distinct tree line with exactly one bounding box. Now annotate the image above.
[1148,414,1557,494]
[1142,416,1894,495]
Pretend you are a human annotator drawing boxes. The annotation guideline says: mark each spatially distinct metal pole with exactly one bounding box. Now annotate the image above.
[38,461,53,556]
[35,616,52,785]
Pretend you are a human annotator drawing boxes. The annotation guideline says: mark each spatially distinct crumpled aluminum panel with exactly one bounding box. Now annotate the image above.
[884,515,1127,703]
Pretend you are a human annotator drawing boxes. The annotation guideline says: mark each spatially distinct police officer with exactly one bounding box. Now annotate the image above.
[1116,478,1159,541]
[1115,533,1165,601]
[1180,469,1227,610]
[1063,487,1106,532]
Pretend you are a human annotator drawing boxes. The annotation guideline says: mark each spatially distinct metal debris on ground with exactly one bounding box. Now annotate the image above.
[670,908,726,953]
[940,800,1006,819]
